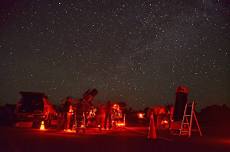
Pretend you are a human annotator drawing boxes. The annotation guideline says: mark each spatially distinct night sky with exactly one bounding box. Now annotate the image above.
[0,0,229,109]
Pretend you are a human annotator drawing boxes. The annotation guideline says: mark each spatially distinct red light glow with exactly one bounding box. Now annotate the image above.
[116,123,125,127]
[138,113,145,119]
[64,129,76,133]
[161,120,168,125]
[40,121,46,131]
[113,104,120,110]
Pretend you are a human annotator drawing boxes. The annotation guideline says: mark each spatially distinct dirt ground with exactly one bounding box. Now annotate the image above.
[0,126,229,152]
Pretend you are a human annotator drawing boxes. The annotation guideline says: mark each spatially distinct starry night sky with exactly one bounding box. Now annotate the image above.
[0,0,229,109]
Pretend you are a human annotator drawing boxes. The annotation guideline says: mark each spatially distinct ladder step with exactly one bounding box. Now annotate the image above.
[185,115,191,116]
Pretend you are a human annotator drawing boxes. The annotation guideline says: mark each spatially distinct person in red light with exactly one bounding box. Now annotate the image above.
[63,96,74,130]
[147,109,157,139]
[76,99,84,128]
[97,104,106,130]
[104,101,112,130]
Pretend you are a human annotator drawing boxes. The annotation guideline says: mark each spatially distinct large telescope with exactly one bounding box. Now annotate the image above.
[173,86,189,121]
[82,89,98,103]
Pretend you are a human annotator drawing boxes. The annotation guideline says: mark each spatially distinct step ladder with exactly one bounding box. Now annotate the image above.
[179,101,202,137]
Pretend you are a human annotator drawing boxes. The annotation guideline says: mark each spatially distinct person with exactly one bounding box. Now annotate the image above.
[168,105,174,129]
[104,101,112,130]
[63,96,73,130]
[147,109,157,139]
[76,99,84,128]
[97,104,106,130]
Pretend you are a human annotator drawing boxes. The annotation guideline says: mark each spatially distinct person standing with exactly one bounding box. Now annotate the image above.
[104,101,112,130]
[76,100,84,128]
[97,104,106,130]
[63,96,73,130]
[147,110,157,139]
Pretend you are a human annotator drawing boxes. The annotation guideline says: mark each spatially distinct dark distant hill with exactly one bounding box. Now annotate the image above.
[198,104,230,137]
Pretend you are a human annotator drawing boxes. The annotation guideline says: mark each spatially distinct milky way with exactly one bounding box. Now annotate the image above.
[0,0,229,109]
